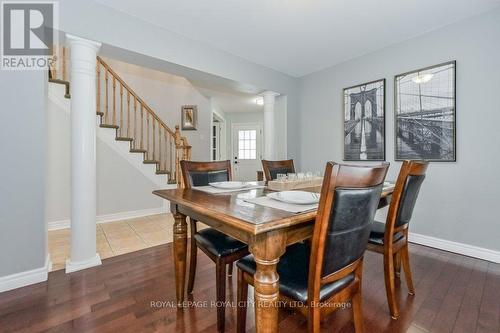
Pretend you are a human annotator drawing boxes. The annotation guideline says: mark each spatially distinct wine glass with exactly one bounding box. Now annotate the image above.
[276,174,287,182]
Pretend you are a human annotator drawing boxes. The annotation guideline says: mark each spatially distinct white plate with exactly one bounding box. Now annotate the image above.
[266,191,320,205]
[209,181,249,190]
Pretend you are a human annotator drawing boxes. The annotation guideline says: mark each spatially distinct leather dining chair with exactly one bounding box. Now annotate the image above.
[367,160,429,319]
[180,160,250,333]
[261,159,295,181]
[236,162,389,333]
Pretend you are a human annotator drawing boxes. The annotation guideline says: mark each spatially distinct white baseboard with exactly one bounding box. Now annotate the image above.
[48,205,170,231]
[49,219,72,230]
[0,254,52,293]
[409,232,500,263]
[95,206,168,224]
[65,254,102,274]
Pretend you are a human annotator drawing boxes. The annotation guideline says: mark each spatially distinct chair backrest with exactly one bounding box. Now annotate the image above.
[386,160,429,233]
[308,162,389,296]
[261,159,295,181]
[180,160,232,189]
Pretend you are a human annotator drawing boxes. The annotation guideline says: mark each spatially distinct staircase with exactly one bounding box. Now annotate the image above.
[49,46,191,185]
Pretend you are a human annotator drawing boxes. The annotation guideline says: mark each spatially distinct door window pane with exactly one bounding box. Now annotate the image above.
[237,129,258,160]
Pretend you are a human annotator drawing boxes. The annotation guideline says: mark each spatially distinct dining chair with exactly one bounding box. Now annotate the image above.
[367,160,429,319]
[236,162,389,333]
[261,159,295,181]
[180,160,250,333]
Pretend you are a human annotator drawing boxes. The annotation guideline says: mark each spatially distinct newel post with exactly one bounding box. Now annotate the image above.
[174,126,184,187]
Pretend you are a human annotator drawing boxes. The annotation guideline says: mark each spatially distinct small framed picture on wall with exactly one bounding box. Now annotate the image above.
[181,105,198,130]
[343,79,386,161]
[394,61,456,161]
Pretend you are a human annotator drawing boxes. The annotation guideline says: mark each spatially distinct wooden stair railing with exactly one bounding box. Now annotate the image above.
[96,56,191,185]
[48,45,70,98]
[49,47,191,186]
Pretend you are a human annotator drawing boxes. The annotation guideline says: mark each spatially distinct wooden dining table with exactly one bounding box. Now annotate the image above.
[153,182,394,333]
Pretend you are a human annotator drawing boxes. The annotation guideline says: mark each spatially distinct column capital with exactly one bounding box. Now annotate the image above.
[65,34,102,51]
[261,91,279,106]
[66,34,101,77]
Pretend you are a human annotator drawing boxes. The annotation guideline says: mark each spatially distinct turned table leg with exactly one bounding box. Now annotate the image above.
[250,231,286,333]
[173,211,188,306]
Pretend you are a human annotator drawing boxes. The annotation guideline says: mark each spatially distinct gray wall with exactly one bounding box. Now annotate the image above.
[298,8,500,252]
[0,71,47,276]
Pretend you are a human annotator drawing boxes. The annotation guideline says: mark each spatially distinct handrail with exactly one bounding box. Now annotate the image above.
[48,45,67,82]
[96,56,191,185]
[96,56,176,136]
[49,46,191,185]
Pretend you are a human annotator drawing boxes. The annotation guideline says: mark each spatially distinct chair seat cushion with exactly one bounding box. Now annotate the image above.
[368,221,404,246]
[236,242,354,302]
[194,228,248,258]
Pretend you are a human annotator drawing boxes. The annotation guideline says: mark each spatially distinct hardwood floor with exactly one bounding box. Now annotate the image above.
[0,243,498,333]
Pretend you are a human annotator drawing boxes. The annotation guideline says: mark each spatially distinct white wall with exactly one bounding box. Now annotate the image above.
[46,95,163,223]
[102,57,211,161]
[47,56,214,224]
[0,71,48,277]
[57,0,300,162]
[298,8,500,252]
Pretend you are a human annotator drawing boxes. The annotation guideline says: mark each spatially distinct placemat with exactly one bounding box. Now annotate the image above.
[192,185,266,194]
[244,196,319,214]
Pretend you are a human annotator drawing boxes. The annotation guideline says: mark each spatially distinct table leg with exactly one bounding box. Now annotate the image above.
[249,231,286,333]
[173,212,188,306]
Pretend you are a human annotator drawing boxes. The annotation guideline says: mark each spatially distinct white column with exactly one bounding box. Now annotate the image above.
[65,34,102,273]
[262,91,279,160]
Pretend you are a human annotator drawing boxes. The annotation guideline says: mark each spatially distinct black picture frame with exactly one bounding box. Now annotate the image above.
[394,61,456,162]
[343,79,386,161]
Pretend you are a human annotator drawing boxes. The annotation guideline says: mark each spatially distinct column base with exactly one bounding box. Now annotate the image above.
[65,254,102,273]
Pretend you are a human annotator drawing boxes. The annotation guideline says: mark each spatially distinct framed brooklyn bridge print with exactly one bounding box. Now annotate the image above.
[343,79,386,161]
[394,61,456,161]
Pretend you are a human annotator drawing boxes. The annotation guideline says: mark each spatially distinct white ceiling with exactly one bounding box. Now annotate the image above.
[195,86,264,114]
[95,0,500,77]
[103,57,263,114]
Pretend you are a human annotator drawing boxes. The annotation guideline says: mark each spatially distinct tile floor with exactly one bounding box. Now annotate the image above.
[48,213,176,271]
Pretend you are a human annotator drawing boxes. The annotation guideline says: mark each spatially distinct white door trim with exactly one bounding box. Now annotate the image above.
[211,110,226,160]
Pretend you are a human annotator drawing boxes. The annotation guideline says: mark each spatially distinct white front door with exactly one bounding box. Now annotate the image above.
[232,123,262,181]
